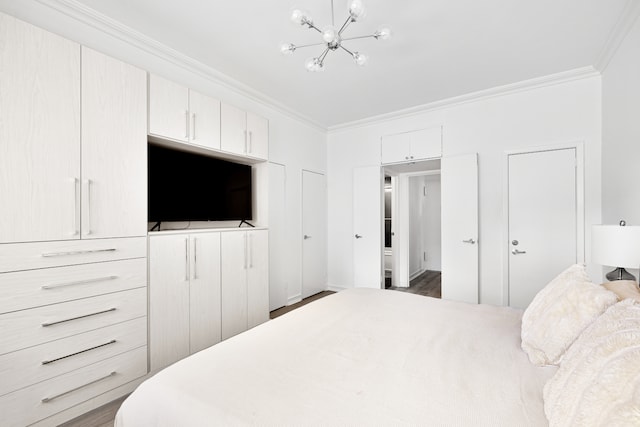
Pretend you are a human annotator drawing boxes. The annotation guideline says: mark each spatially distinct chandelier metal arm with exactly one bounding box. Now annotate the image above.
[341,34,376,41]
[337,16,353,35]
[296,41,327,50]
[339,44,355,56]
[318,47,331,63]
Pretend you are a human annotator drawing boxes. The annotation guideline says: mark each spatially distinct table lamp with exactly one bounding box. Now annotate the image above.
[592,220,640,282]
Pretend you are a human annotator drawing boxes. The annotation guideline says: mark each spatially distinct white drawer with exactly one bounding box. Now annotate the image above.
[0,287,146,355]
[0,346,147,427]
[0,258,147,314]
[0,237,146,273]
[0,317,147,397]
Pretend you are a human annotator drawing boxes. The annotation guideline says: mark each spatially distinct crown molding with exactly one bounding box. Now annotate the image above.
[35,0,327,132]
[328,66,601,133]
[594,0,640,72]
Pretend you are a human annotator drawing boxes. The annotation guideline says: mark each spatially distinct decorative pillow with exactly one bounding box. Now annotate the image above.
[602,280,640,303]
[543,300,640,426]
[521,264,618,366]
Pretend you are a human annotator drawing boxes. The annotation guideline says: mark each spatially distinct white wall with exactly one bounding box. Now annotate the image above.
[0,2,328,305]
[328,76,602,305]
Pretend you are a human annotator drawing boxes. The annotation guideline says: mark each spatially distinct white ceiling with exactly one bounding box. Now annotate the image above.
[72,0,629,128]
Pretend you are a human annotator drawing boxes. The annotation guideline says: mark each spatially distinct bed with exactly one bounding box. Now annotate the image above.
[116,288,557,426]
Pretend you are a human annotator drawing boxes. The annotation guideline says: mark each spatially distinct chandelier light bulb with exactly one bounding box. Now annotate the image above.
[305,57,325,72]
[347,0,366,21]
[374,26,392,40]
[290,9,312,26]
[322,26,339,44]
[353,52,368,66]
[280,43,296,55]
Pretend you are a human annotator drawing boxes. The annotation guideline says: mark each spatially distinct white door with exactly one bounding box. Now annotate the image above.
[148,74,189,142]
[0,14,80,243]
[441,154,478,303]
[221,231,248,340]
[220,103,247,156]
[247,230,269,329]
[149,234,190,371]
[189,232,221,353]
[81,47,147,239]
[409,127,442,161]
[189,90,221,151]
[508,148,577,308]
[381,133,411,164]
[353,166,383,288]
[246,112,269,160]
[268,163,287,311]
[302,170,327,298]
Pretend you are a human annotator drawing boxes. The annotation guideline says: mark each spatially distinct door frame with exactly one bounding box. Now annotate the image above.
[501,141,585,306]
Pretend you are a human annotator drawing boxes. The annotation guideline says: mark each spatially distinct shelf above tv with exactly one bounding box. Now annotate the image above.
[148,135,267,166]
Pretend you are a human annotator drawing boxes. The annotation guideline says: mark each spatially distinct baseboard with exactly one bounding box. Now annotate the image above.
[409,269,425,281]
[327,284,347,292]
[287,294,302,306]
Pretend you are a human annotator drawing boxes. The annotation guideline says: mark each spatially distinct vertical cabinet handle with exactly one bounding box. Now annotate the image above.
[185,110,189,139]
[193,237,198,280]
[249,233,253,268]
[72,177,79,236]
[85,179,92,235]
[248,131,253,154]
[184,238,189,282]
[243,130,248,154]
[191,113,196,140]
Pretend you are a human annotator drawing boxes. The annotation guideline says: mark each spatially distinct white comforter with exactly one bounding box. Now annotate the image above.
[116,289,556,426]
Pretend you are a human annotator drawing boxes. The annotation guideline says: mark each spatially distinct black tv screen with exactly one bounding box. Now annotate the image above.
[148,144,252,222]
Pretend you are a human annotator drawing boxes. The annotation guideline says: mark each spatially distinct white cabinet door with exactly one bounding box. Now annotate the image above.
[221,231,248,340]
[353,166,383,288]
[247,230,269,329]
[81,47,147,239]
[441,153,478,304]
[302,171,327,298]
[0,14,80,243]
[189,232,222,353]
[220,103,247,156]
[410,126,442,161]
[148,74,189,142]
[381,133,411,164]
[149,234,191,371]
[189,90,221,151]
[246,112,269,160]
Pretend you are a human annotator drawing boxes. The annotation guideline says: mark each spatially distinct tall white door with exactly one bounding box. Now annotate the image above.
[353,166,383,288]
[221,231,248,340]
[441,154,478,303]
[247,230,269,329]
[268,163,287,310]
[508,148,577,308]
[302,170,327,298]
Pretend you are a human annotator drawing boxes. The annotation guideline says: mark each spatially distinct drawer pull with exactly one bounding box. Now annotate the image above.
[41,371,117,403]
[41,307,117,327]
[41,248,117,257]
[42,339,117,365]
[41,275,118,290]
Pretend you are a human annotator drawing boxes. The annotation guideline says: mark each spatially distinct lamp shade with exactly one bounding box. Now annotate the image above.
[592,224,640,268]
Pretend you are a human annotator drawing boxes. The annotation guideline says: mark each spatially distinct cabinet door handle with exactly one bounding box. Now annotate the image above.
[41,371,116,403]
[185,110,189,138]
[248,131,253,153]
[512,249,527,255]
[84,179,92,235]
[41,248,117,257]
[41,307,116,327]
[249,233,253,268]
[71,177,79,236]
[41,275,118,290]
[42,339,117,365]
[193,237,198,280]
[185,237,189,282]
[191,113,196,140]
[243,130,248,154]
[462,238,476,244]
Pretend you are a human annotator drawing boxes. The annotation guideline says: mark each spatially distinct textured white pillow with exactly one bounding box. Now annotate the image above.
[543,300,640,427]
[521,264,618,366]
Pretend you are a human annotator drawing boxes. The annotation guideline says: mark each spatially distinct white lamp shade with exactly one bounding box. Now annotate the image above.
[592,225,640,268]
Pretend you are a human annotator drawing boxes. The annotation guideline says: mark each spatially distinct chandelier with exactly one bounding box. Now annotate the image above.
[280,0,392,72]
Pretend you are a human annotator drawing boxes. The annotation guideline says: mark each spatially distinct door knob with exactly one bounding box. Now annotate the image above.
[303,235,311,240]
[462,238,476,244]
[355,234,362,239]
[512,249,526,255]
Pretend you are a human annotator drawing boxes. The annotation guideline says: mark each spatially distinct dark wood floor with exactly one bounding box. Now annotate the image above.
[270,291,335,319]
[388,270,441,298]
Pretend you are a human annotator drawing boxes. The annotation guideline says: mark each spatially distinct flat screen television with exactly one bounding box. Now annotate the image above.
[148,144,252,222]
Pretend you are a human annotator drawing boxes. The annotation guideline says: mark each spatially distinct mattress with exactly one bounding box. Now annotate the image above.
[116,288,556,426]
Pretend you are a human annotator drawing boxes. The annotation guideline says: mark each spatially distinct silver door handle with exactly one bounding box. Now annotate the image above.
[185,238,189,282]
[42,371,116,403]
[41,307,116,327]
[193,237,198,280]
[41,248,116,257]
[41,275,118,290]
[355,234,362,239]
[185,110,189,138]
[191,113,196,140]
[304,235,311,240]
[72,177,79,236]
[462,238,476,244]
[512,249,527,255]
[85,179,92,235]
[243,130,248,154]
[42,339,117,365]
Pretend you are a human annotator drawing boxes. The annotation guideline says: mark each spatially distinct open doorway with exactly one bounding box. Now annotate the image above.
[384,160,441,298]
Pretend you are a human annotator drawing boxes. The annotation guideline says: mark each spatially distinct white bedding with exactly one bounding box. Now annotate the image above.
[116,289,556,426]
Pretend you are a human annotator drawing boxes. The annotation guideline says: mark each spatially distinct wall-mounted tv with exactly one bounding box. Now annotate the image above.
[148,144,252,222]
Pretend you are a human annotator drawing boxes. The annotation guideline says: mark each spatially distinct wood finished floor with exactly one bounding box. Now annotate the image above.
[388,270,442,298]
[269,290,335,319]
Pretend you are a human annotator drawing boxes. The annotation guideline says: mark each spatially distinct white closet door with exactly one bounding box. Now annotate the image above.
[189,232,222,353]
[0,14,80,243]
[220,103,247,156]
[302,170,327,298]
[221,231,248,340]
[149,234,190,372]
[246,112,269,160]
[189,90,221,150]
[353,166,383,288]
[148,74,189,142]
[441,154,478,303]
[268,163,287,311]
[247,230,269,329]
[410,127,442,161]
[381,133,411,164]
[81,47,147,239]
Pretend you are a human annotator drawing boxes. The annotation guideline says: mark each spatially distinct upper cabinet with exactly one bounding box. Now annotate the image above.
[148,74,221,151]
[0,13,81,243]
[221,103,269,160]
[381,126,442,165]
